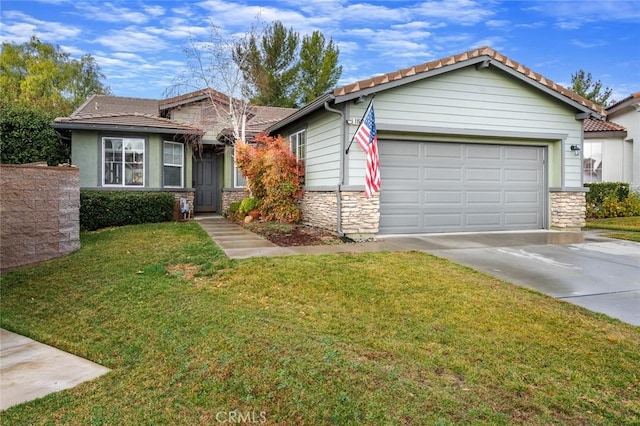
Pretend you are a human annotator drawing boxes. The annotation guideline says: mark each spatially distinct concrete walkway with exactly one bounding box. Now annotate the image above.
[196,216,398,258]
[0,329,110,410]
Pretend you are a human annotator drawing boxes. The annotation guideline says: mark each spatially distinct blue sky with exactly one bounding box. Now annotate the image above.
[1,0,639,103]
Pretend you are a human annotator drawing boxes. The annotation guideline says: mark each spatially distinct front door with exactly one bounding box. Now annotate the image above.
[193,149,218,213]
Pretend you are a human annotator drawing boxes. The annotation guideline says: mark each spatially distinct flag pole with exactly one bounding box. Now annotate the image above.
[345,94,375,155]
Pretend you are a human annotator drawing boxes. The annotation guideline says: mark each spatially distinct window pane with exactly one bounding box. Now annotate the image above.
[583,142,602,183]
[164,165,182,187]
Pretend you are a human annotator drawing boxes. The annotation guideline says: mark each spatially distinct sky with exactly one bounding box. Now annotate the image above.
[1,0,639,104]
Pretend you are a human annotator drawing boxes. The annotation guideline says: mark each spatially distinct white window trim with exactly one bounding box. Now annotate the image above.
[289,129,306,161]
[163,141,184,188]
[102,137,145,187]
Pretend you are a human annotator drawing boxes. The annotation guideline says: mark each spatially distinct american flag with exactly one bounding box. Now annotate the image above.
[354,101,381,198]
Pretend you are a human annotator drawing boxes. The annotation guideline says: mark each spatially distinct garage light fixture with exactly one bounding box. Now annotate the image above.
[570,144,581,155]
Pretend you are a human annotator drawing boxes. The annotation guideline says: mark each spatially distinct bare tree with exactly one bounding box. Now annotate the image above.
[166,20,265,142]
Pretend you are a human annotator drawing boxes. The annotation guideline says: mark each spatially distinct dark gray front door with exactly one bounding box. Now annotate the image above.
[193,150,218,213]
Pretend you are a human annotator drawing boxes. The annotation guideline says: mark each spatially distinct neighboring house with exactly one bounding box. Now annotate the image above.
[266,46,606,237]
[584,92,639,189]
[52,90,296,213]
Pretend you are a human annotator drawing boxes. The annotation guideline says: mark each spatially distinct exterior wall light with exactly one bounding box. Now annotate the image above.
[570,144,581,155]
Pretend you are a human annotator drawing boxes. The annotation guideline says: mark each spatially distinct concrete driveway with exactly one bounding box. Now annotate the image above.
[380,231,640,326]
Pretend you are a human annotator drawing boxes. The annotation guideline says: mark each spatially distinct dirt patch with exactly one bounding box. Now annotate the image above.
[166,264,200,280]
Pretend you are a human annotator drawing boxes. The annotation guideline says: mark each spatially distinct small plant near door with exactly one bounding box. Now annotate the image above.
[234,134,304,223]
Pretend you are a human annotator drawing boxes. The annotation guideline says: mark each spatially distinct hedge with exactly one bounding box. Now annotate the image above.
[80,190,175,231]
[584,182,640,219]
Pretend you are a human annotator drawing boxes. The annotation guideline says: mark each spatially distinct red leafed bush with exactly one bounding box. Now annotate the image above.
[234,134,304,222]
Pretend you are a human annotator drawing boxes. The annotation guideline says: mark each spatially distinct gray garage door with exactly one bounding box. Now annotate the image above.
[379,141,546,234]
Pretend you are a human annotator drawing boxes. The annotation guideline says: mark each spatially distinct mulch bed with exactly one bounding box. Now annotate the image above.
[242,222,349,247]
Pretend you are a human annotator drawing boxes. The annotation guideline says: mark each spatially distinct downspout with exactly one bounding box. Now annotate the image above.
[324,99,345,236]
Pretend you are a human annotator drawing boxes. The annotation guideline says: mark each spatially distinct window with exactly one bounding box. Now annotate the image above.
[164,141,184,187]
[289,129,306,161]
[583,142,602,183]
[232,146,246,188]
[103,137,144,186]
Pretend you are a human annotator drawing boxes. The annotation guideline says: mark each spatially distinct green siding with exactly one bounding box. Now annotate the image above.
[279,108,343,187]
[345,66,582,188]
[71,130,193,190]
[71,130,99,187]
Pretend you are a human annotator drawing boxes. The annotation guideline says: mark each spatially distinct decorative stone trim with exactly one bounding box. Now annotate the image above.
[298,190,381,239]
[550,191,586,230]
[341,192,380,238]
[299,191,338,231]
[0,163,81,273]
[222,188,246,213]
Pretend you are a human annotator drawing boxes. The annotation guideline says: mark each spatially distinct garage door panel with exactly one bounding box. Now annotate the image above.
[466,168,501,181]
[504,168,540,182]
[505,190,539,204]
[382,189,421,205]
[424,190,462,205]
[425,167,462,181]
[380,141,546,234]
[424,143,463,159]
[384,165,420,181]
[465,145,502,159]
[423,213,462,228]
[466,191,501,204]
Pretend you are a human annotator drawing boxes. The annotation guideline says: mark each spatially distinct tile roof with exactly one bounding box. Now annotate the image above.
[53,113,202,134]
[73,94,159,117]
[245,106,297,133]
[584,118,626,132]
[159,88,238,110]
[333,46,606,117]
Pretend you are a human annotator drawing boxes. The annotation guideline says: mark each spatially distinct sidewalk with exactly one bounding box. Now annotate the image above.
[0,329,110,411]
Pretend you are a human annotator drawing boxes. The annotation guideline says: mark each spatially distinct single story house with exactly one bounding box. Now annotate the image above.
[51,89,296,213]
[584,92,639,188]
[267,46,607,238]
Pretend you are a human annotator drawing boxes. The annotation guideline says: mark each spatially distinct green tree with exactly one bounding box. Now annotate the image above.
[297,31,342,105]
[570,70,613,107]
[235,21,300,108]
[234,22,342,107]
[1,36,110,116]
[0,101,70,166]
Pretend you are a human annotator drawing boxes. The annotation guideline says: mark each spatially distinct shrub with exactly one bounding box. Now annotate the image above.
[80,190,175,231]
[585,182,639,219]
[0,101,70,166]
[225,201,242,221]
[235,134,304,223]
[239,197,260,215]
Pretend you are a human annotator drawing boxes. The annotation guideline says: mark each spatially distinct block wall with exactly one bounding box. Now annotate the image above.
[1,163,81,273]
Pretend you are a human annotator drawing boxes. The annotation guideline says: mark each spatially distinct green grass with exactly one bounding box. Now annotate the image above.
[1,222,639,425]
[585,216,640,242]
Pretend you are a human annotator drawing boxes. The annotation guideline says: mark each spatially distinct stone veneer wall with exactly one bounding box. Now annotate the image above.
[221,189,246,213]
[1,163,81,273]
[300,190,380,238]
[550,191,586,229]
[300,191,338,231]
[341,192,380,237]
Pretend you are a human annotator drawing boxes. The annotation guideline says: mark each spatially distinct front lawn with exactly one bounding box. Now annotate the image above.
[1,222,638,424]
[585,216,640,242]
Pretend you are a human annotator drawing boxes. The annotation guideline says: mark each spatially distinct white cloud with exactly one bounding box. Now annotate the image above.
[74,2,153,24]
[571,39,608,49]
[95,27,170,52]
[0,11,82,43]
[412,0,495,26]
